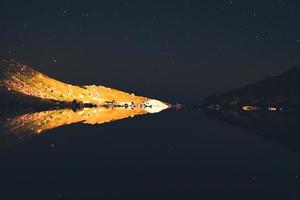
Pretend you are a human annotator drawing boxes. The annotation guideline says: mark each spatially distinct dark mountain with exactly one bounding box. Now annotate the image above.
[203,67,300,110]
[203,67,300,150]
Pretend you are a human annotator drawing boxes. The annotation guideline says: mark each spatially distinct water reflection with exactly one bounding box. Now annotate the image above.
[205,109,300,151]
[0,57,170,147]
[2,103,300,150]
[2,56,300,151]
[1,105,164,147]
[201,66,300,150]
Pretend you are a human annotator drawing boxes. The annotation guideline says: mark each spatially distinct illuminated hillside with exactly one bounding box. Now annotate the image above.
[0,57,162,107]
[0,57,170,146]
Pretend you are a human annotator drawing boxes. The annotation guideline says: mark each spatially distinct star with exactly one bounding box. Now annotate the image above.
[62,10,67,17]
[81,13,89,17]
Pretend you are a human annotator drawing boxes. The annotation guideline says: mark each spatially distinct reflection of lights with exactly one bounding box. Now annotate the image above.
[242,105,259,111]
[2,106,166,147]
[5,107,149,134]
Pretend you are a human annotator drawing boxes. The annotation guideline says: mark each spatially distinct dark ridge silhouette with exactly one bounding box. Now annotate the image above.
[203,67,300,150]
[203,66,300,110]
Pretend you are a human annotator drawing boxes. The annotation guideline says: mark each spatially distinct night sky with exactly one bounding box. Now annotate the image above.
[2,1,300,199]
[1,0,300,103]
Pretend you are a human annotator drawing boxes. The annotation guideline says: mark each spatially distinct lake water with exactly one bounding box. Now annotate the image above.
[0,107,300,199]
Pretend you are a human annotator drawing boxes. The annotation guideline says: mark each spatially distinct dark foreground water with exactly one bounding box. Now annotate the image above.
[0,108,300,200]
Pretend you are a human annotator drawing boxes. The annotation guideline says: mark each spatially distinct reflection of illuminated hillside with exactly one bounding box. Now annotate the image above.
[5,107,147,133]
[0,57,169,147]
[0,106,153,147]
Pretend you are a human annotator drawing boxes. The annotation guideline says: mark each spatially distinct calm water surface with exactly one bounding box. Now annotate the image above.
[0,109,300,199]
